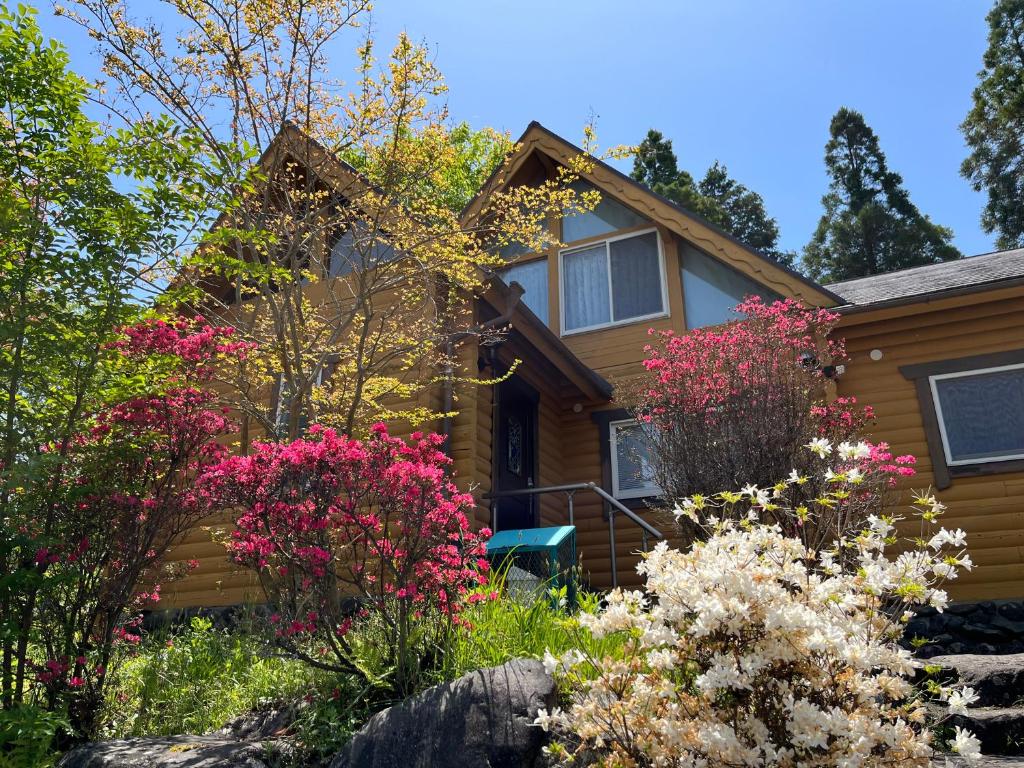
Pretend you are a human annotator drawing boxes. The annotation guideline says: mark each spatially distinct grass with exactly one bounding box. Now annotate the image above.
[449,566,627,678]
[90,569,624,764]
[101,615,320,739]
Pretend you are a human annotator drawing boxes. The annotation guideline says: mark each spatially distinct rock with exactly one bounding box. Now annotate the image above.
[936,757,1024,767]
[329,658,556,768]
[1000,604,1024,622]
[990,616,1024,636]
[962,623,1007,642]
[947,708,1024,756]
[217,701,300,741]
[57,735,273,768]
[927,654,1024,707]
[947,603,980,616]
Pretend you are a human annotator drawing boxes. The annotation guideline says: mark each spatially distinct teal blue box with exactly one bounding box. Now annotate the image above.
[485,526,576,610]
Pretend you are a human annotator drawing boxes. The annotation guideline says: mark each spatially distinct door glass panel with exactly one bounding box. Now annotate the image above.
[507,416,523,476]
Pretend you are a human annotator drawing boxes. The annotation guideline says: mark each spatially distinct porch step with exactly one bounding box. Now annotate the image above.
[926,653,1024,707]
[946,708,1024,756]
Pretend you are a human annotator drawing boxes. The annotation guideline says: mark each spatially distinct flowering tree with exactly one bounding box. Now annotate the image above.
[634,296,910,548]
[198,424,488,696]
[538,452,983,767]
[61,0,627,440]
[1,317,243,739]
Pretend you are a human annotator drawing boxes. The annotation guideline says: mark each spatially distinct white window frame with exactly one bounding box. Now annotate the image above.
[609,419,661,500]
[928,361,1024,466]
[558,227,669,336]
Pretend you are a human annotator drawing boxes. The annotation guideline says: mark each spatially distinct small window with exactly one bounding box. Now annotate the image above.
[929,363,1024,465]
[609,420,660,499]
[560,230,666,334]
[329,222,395,278]
[498,258,549,325]
[680,245,779,329]
[562,181,647,243]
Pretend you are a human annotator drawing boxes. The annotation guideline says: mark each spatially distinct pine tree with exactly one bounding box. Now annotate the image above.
[961,0,1024,250]
[631,130,793,266]
[698,162,795,267]
[803,108,961,283]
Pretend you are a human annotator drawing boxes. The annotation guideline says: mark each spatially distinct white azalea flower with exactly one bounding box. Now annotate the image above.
[946,687,979,715]
[806,437,832,458]
[952,726,982,764]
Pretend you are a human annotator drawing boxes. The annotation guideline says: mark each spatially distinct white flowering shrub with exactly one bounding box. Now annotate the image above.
[540,447,982,767]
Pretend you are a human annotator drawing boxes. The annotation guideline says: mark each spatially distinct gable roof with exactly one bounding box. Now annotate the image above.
[464,121,842,307]
[825,248,1024,310]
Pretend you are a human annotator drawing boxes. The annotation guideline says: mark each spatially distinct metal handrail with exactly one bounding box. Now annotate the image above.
[483,482,664,588]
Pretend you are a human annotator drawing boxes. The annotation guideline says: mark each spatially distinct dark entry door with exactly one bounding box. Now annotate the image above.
[494,376,539,531]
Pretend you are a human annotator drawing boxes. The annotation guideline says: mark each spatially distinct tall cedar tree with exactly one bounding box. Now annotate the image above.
[961,0,1024,249]
[803,108,961,283]
[631,129,795,267]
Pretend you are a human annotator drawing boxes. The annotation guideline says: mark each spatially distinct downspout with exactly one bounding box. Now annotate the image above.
[441,281,524,456]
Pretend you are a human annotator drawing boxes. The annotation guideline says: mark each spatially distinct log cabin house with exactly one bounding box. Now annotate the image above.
[164,122,1024,608]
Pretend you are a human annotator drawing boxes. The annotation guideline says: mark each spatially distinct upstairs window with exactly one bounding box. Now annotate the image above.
[561,180,646,243]
[930,363,1024,465]
[681,245,779,329]
[329,222,395,278]
[560,229,665,334]
[609,419,660,499]
[498,258,549,325]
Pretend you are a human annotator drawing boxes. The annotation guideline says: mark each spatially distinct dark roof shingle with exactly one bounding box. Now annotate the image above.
[824,249,1024,308]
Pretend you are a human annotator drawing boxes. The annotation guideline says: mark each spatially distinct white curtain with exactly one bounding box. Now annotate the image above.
[562,244,610,331]
[610,232,662,319]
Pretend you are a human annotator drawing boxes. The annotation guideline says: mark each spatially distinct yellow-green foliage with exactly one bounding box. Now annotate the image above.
[102,617,318,739]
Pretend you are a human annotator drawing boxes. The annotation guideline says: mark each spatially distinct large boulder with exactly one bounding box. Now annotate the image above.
[330,658,556,768]
[57,735,274,768]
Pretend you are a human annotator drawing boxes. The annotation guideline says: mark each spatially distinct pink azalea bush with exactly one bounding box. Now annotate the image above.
[539,450,982,767]
[197,424,489,696]
[4,316,242,738]
[636,297,907,549]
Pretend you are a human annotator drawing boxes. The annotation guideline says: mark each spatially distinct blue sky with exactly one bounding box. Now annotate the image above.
[36,0,994,258]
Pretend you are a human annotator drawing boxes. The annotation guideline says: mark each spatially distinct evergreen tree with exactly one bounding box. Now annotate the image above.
[961,0,1024,250]
[803,108,961,282]
[631,130,793,266]
[698,162,796,267]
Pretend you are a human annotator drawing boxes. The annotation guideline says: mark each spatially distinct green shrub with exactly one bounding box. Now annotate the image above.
[448,568,626,679]
[102,616,317,738]
[0,705,67,768]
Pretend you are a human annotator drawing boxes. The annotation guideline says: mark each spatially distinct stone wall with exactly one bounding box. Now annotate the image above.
[906,599,1024,657]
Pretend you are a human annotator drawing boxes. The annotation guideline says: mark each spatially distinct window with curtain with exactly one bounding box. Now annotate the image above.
[930,364,1024,465]
[560,230,664,333]
[610,419,660,499]
[497,258,549,325]
[680,244,779,329]
[562,180,647,243]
